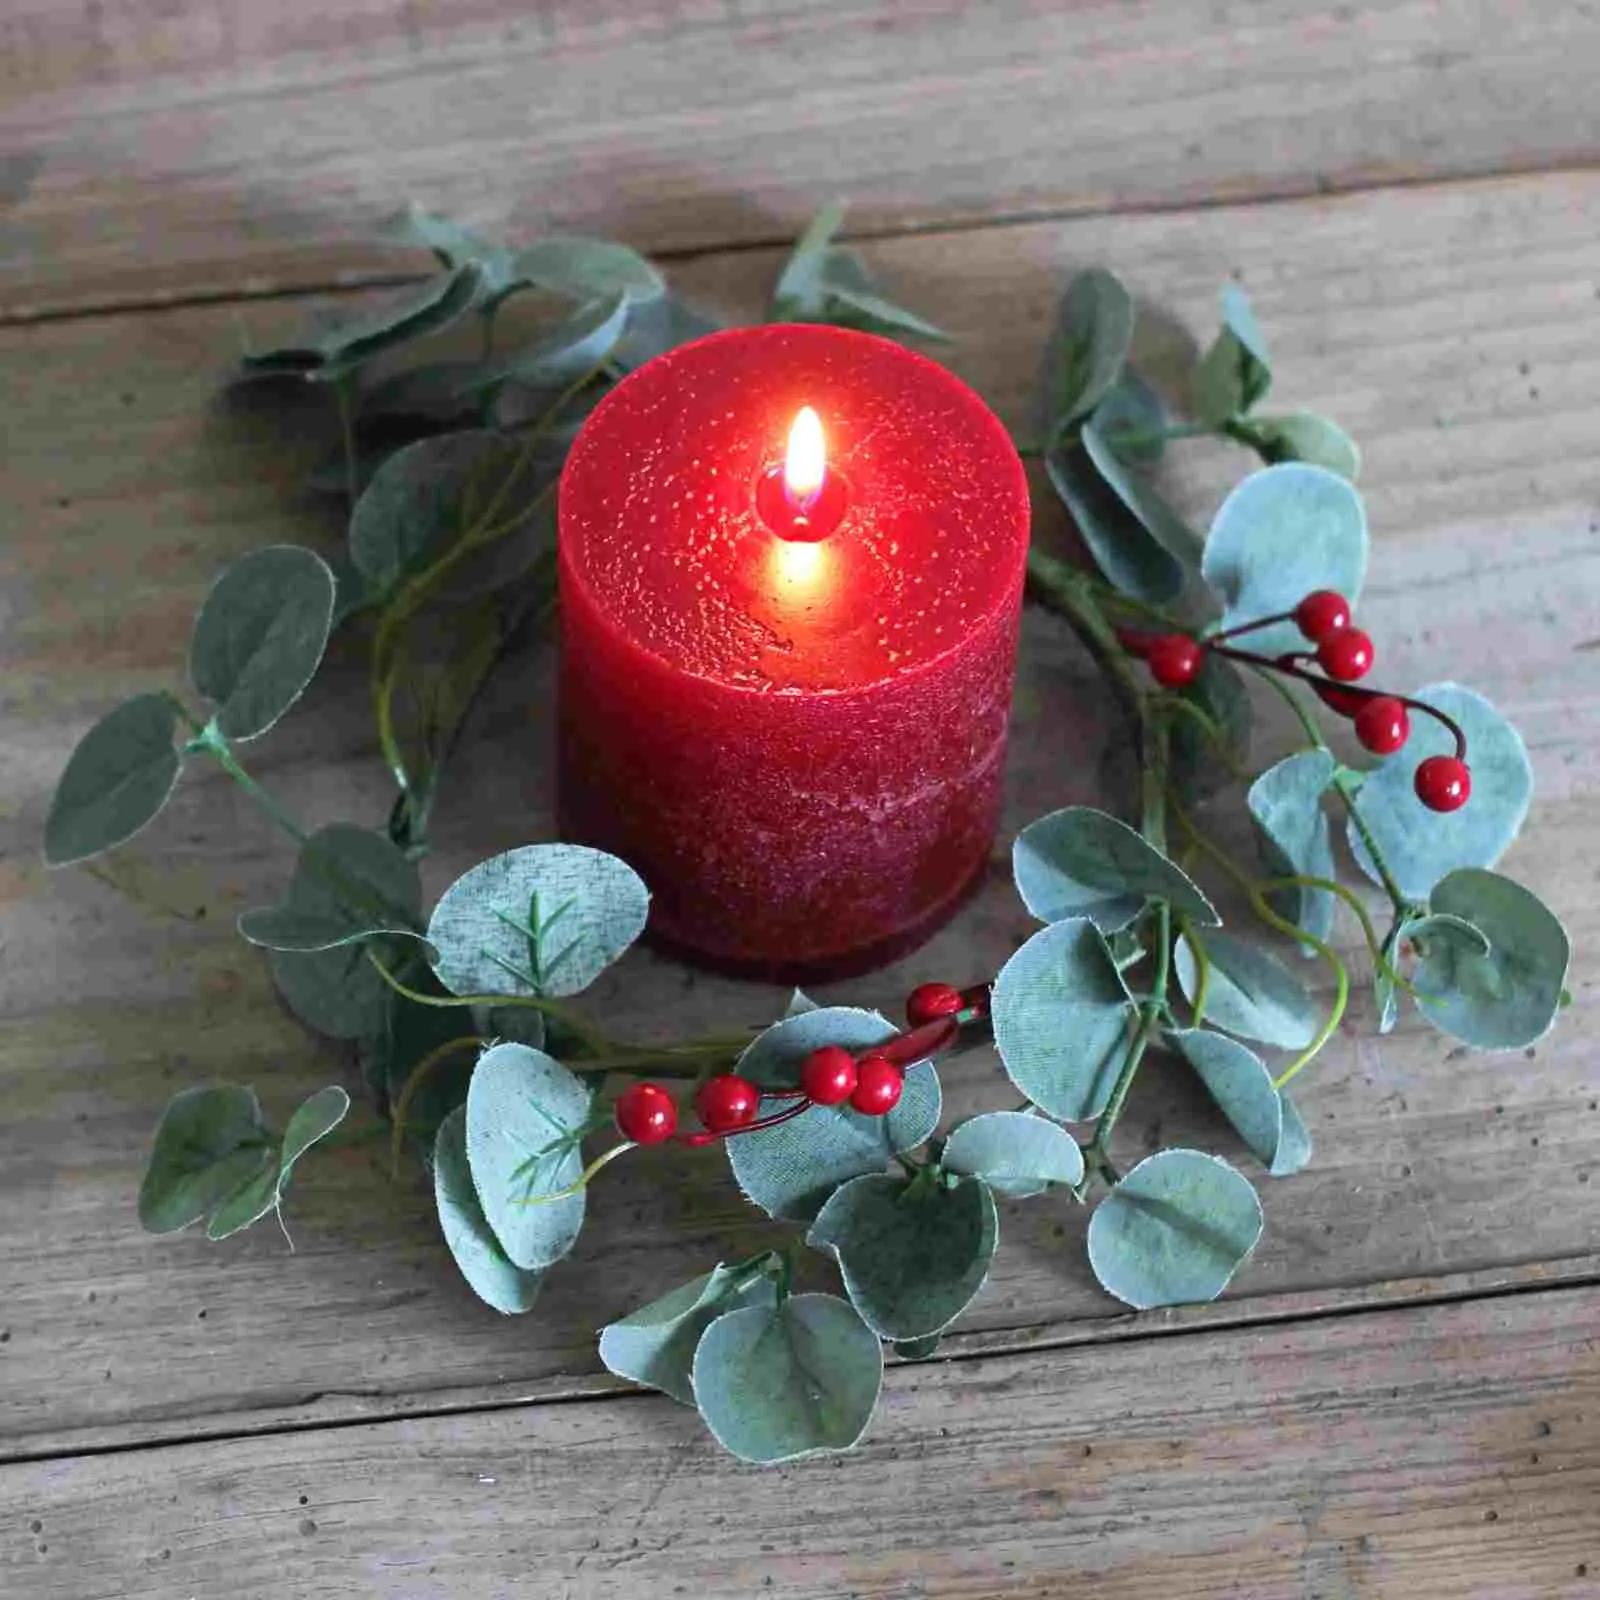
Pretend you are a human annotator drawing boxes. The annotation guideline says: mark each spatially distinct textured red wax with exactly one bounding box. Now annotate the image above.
[557,324,1029,980]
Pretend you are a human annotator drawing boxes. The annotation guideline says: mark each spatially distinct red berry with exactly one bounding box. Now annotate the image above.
[906,982,963,1027]
[1296,589,1352,643]
[1354,696,1410,755]
[1146,634,1203,689]
[615,1083,677,1145]
[1317,626,1374,682]
[799,1045,858,1106]
[1414,755,1472,813]
[849,1055,903,1117]
[1311,679,1369,718]
[693,1073,759,1134]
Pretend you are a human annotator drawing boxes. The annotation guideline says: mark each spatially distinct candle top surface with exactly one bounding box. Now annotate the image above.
[559,323,1029,693]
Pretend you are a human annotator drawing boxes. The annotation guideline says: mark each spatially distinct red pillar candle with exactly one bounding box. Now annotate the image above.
[557,323,1029,981]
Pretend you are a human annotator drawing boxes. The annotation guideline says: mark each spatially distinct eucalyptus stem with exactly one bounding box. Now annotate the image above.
[1025,547,1146,721]
[334,377,360,514]
[199,733,311,847]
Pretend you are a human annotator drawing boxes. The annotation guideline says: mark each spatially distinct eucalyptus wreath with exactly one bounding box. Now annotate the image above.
[44,206,1570,1464]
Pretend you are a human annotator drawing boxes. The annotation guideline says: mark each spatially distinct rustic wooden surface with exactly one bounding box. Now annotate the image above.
[2,3,1598,1594]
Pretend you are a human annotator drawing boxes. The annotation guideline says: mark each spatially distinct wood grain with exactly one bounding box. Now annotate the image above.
[4,1285,1597,1598]
[4,1,1600,317]
[4,170,1599,1458]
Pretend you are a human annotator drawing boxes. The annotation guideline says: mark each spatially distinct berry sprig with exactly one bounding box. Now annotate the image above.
[1116,590,1473,812]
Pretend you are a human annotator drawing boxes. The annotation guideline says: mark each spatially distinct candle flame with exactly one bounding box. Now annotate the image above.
[784,406,826,502]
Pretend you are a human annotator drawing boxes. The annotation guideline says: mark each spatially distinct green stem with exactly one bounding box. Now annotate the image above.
[334,377,360,514]
[1026,548,1147,722]
[200,732,310,847]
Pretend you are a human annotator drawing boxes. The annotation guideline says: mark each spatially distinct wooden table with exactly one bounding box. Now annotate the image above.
[3,4,1598,1594]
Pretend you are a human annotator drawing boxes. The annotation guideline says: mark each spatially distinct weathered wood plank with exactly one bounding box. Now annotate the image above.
[4,1,1600,316]
[4,1286,1597,1598]
[3,171,1598,1457]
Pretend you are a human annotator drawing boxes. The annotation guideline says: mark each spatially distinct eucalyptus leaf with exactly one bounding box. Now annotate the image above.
[1083,420,1203,570]
[1087,1149,1264,1309]
[1039,268,1136,437]
[940,1111,1085,1197]
[1248,749,1337,947]
[465,1042,591,1271]
[137,1085,273,1234]
[204,1161,283,1241]
[991,919,1137,1122]
[433,1106,544,1314]
[271,941,395,1041]
[599,1258,779,1405]
[427,844,649,1000]
[238,905,417,954]
[1170,652,1253,804]
[727,1008,941,1222]
[892,1335,942,1361]
[44,693,183,866]
[690,1293,883,1464]
[497,294,629,389]
[188,546,337,742]
[1347,684,1533,901]
[1013,806,1218,933]
[361,973,475,1152]
[1045,439,1186,604]
[1091,371,1168,466]
[204,1083,351,1242]
[390,206,510,283]
[1175,929,1320,1050]
[1412,869,1570,1049]
[1170,1029,1309,1175]
[1242,412,1361,481]
[1194,283,1271,425]
[1201,464,1367,653]
[510,237,665,305]
[808,1173,998,1342]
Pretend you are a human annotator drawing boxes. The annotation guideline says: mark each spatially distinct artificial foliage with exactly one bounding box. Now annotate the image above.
[45,205,1571,1465]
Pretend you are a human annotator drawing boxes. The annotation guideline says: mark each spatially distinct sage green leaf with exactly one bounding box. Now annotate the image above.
[691,1293,883,1464]
[360,973,474,1151]
[1243,412,1361,481]
[941,1110,1085,1198]
[45,694,183,865]
[1087,1149,1264,1309]
[1045,440,1185,603]
[1347,684,1533,901]
[1201,464,1367,653]
[348,432,517,600]
[892,1335,942,1361]
[809,1174,998,1342]
[427,844,649,1000]
[465,1042,591,1270]
[188,546,336,742]
[599,1258,779,1405]
[497,294,629,389]
[1406,911,1491,958]
[1039,268,1136,437]
[1175,929,1319,1050]
[1170,652,1252,804]
[1248,749,1337,947]
[138,1085,273,1234]
[1412,869,1570,1049]
[280,1085,351,1181]
[202,1084,349,1242]
[271,942,393,1040]
[391,206,507,277]
[358,361,490,427]
[237,905,417,954]
[727,1008,941,1222]
[1170,1029,1310,1176]
[1194,283,1271,425]
[202,1161,281,1241]
[510,237,665,305]
[992,919,1137,1121]
[239,264,484,382]
[1083,420,1203,569]
[1013,806,1219,933]
[433,1106,544,1314]
[1090,371,1167,466]
[612,295,721,373]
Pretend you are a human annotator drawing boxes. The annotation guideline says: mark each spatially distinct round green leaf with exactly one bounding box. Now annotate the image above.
[1247,749,1337,947]
[727,1008,942,1222]
[271,942,393,1040]
[1087,1149,1264,1310]
[137,1085,272,1234]
[1082,421,1203,571]
[940,1111,1085,1198]
[808,1174,998,1342]
[280,1085,351,1182]
[204,1161,282,1241]
[237,905,419,954]
[1201,464,1367,653]
[992,919,1137,1121]
[428,844,648,1001]
[599,1259,778,1405]
[1413,869,1570,1049]
[433,1106,544,1315]
[1347,684,1533,901]
[1090,371,1167,466]
[1175,929,1319,1050]
[1045,440,1185,604]
[1244,412,1360,481]
[499,295,630,389]
[45,693,183,866]
[1013,806,1219,933]
[1170,652,1253,805]
[1039,267,1135,435]
[188,546,337,741]
[1170,1029,1309,1176]
[465,1042,591,1271]
[1194,284,1272,424]
[691,1293,883,1465]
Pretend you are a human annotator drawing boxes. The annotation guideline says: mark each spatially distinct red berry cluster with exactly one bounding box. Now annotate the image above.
[1117,589,1472,813]
[611,982,985,1148]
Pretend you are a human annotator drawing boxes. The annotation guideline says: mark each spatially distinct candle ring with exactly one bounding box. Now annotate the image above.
[755,462,850,542]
